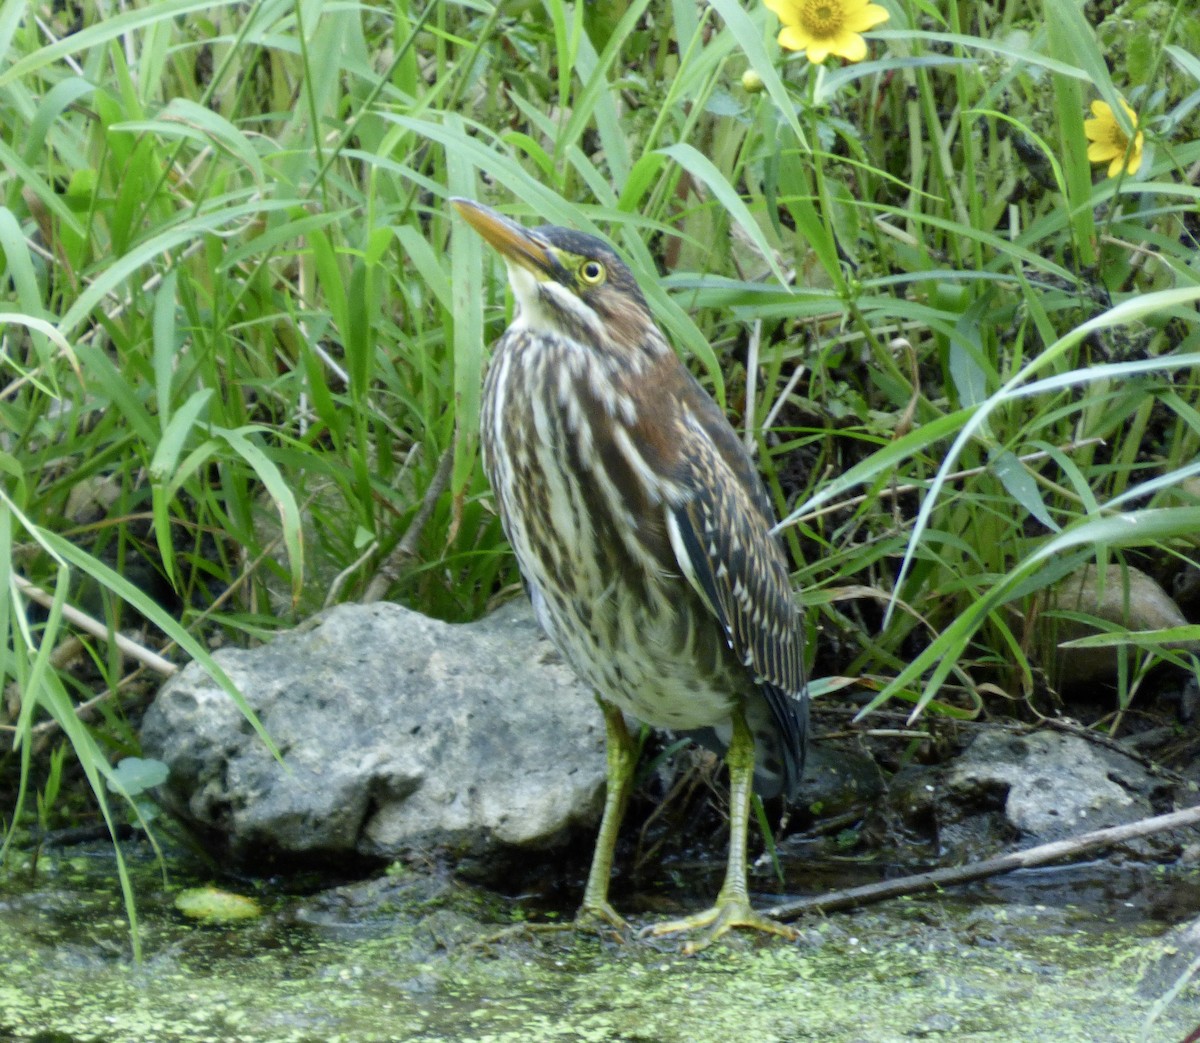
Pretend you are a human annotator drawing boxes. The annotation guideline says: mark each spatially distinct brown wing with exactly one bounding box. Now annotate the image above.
[662,371,808,798]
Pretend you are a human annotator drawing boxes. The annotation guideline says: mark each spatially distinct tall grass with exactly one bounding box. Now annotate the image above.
[2,0,1200,944]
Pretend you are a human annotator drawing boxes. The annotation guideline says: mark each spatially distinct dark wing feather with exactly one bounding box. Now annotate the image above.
[665,384,808,799]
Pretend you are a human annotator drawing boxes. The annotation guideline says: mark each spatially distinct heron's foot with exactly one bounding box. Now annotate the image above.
[574,899,631,940]
[469,901,629,951]
[639,898,798,955]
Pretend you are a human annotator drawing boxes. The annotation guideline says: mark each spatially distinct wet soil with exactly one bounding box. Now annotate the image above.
[1,838,1198,1043]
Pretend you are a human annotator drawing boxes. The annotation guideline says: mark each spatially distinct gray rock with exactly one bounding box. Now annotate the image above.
[946,729,1165,841]
[800,744,885,816]
[141,600,606,869]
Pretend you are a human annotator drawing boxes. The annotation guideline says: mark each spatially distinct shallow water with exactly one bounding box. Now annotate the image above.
[1,840,1198,1043]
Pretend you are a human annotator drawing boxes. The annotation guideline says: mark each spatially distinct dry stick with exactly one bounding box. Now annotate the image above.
[9,512,304,743]
[767,803,1200,922]
[13,574,177,677]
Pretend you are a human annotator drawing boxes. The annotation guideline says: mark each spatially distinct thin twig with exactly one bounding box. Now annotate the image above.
[15,671,148,748]
[76,237,210,347]
[6,508,304,744]
[325,538,382,608]
[788,438,1105,526]
[362,446,455,604]
[760,359,808,436]
[767,803,1200,921]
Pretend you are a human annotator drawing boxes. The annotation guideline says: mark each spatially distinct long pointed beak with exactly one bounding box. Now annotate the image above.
[450,198,555,278]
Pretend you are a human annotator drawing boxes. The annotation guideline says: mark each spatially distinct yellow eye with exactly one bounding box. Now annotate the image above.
[579,260,606,286]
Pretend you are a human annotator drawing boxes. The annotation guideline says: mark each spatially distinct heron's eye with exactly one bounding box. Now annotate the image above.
[579,260,606,286]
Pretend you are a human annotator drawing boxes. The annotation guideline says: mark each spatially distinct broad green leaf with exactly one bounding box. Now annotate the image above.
[991,449,1058,532]
[107,757,170,797]
[150,389,215,481]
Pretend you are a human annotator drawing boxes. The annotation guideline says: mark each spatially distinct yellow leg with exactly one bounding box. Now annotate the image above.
[641,707,798,954]
[576,698,637,931]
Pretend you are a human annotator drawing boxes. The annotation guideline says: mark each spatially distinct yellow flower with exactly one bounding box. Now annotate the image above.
[764,0,890,64]
[1084,98,1144,178]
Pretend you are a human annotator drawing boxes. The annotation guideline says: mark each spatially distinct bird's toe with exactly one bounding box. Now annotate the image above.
[639,899,798,954]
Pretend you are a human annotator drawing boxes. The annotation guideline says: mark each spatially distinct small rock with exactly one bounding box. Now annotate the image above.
[141,600,606,874]
[801,744,885,817]
[1041,563,1193,688]
[949,731,1139,837]
[943,729,1174,855]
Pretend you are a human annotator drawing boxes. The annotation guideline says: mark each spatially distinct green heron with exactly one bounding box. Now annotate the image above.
[452,198,808,950]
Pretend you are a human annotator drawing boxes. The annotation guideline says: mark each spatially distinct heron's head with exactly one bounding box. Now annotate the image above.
[451,197,658,354]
